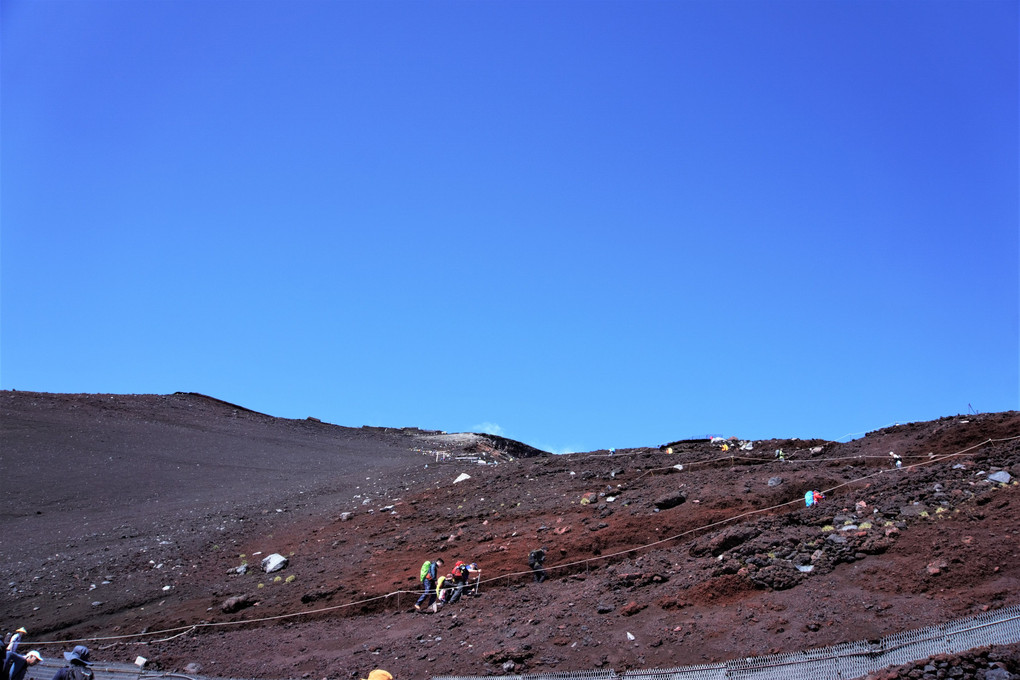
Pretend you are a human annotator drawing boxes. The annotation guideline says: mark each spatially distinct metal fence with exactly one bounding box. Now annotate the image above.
[434,604,1020,680]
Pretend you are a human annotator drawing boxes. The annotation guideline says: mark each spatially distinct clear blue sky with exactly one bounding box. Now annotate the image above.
[2,0,1017,453]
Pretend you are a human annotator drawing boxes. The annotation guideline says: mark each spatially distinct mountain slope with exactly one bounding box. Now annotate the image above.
[1,391,1018,680]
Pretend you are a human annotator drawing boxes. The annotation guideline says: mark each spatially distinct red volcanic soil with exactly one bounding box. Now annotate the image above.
[2,391,1019,680]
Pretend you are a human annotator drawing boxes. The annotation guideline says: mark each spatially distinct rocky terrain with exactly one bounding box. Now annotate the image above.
[1,391,1018,680]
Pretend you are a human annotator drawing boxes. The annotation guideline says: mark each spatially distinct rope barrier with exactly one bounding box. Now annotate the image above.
[27,433,1019,651]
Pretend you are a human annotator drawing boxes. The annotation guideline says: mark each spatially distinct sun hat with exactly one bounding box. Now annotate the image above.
[25,651,43,662]
[15,627,27,634]
[366,670,393,680]
[63,645,92,665]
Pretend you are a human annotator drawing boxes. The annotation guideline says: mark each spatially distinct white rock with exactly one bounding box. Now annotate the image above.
[261,553,289,573]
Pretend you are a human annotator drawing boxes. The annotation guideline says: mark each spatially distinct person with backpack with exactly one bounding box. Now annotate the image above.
[414,557,443,612]
[50,645,94,680]
[2,628,27,679]
[6,650,42,680]
[5,628,26,654]
[528,547,547,583]
[448,561,481,603]
[433,572,454,612]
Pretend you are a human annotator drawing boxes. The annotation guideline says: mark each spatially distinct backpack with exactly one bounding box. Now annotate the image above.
[529,550,543,566]
[452,564,467,580]
[69,667,95,680]
[419,560,431,582]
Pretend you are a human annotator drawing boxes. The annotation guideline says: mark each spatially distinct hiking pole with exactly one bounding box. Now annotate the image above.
[473,574,481,596]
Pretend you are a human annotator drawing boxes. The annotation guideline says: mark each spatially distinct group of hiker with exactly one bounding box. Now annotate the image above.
[3,628,41,680]
[4,627,392,680]
[415,547,551,612]
[414,558,481,612]
[3,627,95,680]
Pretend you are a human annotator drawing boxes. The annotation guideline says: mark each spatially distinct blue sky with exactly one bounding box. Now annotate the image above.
[2,0,1017,453]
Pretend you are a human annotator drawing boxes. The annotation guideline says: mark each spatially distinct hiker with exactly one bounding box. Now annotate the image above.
[805,490,824,507]
[414,557,444,612]
[528,547,547,583]
[5,628,26,654]
[7,650,42,680]
[50,645,94,680]
[434,572,454,611]
[448,561,481,603]
[360,670,393,680]
[2,628,27,679]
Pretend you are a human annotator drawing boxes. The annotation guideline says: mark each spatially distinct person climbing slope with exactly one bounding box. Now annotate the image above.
[6,650,42,680]
[50,645,94,680]
[414,557,444,612]
[528,547,547,583]
[448,561,481,603]
[433,572,454,612]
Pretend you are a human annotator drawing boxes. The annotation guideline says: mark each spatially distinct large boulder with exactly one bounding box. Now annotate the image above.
[653,491,687,510]
[221,594,255,613]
